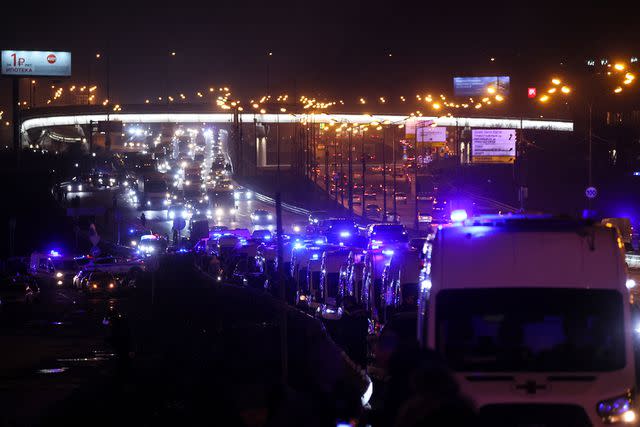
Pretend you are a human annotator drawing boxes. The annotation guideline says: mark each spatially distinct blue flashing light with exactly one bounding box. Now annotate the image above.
[634,171,640,176]
[420,279,432,291]
[128,228,135,234]
[311,253,320,260]
[382,249,394,256]
[371,245,380,250]
[177,248,189,253]
[264,234,272,240]
[293,242,304,250]
[450,209,468,222]
[315,239,325,245]
[340,231,351,238]
[49,250,61,257]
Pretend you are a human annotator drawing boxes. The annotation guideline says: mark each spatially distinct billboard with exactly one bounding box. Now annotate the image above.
[1,50,71,76]
[417,126,447,146]
[453,76,510,97]
[405,118,434,139]
[472,129,516,164]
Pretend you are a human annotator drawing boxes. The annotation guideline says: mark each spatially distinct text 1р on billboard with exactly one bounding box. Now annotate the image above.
[1,50,71,76]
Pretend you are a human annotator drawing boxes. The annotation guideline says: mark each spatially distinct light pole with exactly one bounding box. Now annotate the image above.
[166,51,176,104]
[392,124,397,221]
[340,132,345,207]
[266,51,273,95]
[361,127,367,220]
[382,125,387,220]
[348,127,353,216]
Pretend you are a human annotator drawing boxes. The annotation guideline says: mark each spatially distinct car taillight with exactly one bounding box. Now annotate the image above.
[108,283,115,289]
[92,283,98,289]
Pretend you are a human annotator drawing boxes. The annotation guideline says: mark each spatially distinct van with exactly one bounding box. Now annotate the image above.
[381,248,422,323]
[418,215,636,426]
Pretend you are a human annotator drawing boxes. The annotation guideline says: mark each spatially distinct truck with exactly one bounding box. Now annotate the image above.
[137,172,169,210]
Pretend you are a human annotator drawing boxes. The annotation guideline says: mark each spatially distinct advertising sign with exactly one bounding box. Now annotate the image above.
[453,76,510,97]
[405,119,434,139]
[1,50,72,76]
[416,126,446,145]
[528,87,537,98]
[472,129,516,164]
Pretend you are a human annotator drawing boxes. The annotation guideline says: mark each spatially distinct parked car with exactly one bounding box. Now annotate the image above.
[0,275,40,305]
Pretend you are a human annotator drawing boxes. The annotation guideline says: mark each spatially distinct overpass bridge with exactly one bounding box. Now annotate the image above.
[18,104,573,176]
[20,104,574,134]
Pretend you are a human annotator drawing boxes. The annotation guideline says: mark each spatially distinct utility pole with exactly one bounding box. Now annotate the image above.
[275,193,288,385]
[276,113,281,185]
[348,128,353,216]
[587,102,593,210]
[340,134,345,207]
[382,126,387,220]
[414,126,420,231]
[325,145,330,194]
[361,129,366,220]
[392,125,397,221]
[12,78,21,165]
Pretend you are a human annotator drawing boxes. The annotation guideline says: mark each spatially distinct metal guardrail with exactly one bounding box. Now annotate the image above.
[253,192,311,217]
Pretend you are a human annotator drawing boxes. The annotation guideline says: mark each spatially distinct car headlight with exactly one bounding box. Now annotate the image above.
[293,225,301,233]
[340,231,351,238]
[146,200,151,206]
[163,199,170,206]
[234,192,240,200]
[216,208,224,217]
[55,272,63,278]
[246,191,252,199]
[78,185,83,191]
[267,214,273,221]
[230,208,236,215]
[169,212,175,219]
[57,280,63,286]
[181,211,188,219]
[597,393,636,424]
[131,240,137,246]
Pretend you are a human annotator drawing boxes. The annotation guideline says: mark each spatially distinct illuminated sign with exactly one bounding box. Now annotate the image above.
[472,129,516,164]
[416,126,447,146]
[528,88,537,98]
[453,76,510,97]
[1,50,71,76]
[405,118,434,139]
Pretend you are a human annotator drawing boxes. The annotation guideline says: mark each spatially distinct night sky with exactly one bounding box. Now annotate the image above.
[1,2,638,105]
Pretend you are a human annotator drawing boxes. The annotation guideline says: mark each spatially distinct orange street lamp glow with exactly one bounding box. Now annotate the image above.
[539,95,550,102]
[486,86,496,94]
[260,108,266,114]
[552,78,561,85]
[495,94,504,101]
[614,87,623,93]
[548,88,557,93]
[614,63,625,71]
[560,86,571,94]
